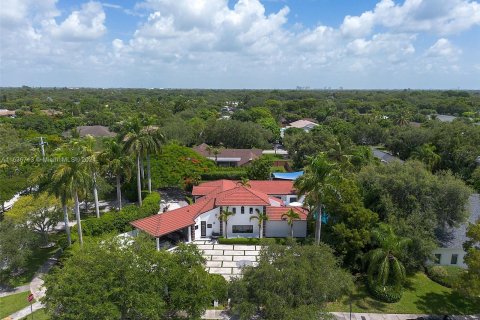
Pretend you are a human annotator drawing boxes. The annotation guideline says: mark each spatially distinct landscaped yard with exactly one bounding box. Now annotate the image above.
[20,309,50,320]
[326,272,480,314]
[0,291,31,319]
[7,244,60,288]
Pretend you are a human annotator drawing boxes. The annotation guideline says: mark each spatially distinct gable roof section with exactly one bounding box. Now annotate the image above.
[215,186,271,206]
[191,179,237,196]
[193,144,263,166]
[266,206,308,221]
[130,197,215,237]
[248,180,296,195]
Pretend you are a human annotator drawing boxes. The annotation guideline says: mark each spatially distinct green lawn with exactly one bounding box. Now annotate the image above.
[0,291,31,318]
[20,309,50,320]
[326,272,480,314]
[7,245,60,288]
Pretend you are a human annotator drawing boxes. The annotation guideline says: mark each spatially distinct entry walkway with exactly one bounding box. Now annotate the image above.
[194,240,260,280]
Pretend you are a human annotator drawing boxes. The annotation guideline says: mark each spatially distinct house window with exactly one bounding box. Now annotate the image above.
[249,208,253,214]
[434,254,441,264]
[195,225,198,230]
[232,208,236,214]
[232,225,253,233]
[241,206,245,214]
[451,254,458,265]
[207,224,212,228]
[289,196,297,203]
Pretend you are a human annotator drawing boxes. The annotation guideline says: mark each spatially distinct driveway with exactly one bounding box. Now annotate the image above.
[194,240,260,280]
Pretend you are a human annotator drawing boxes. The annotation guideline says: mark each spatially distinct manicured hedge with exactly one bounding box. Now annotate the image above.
[426,265,465,288]
[76,192,161,237]
[201,170,246,181]
[366,281,403,303]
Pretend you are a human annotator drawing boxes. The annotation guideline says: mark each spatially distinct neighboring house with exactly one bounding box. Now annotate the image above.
[432,114,457,122]
[62,125,117,138]
[431,194,480,268]
[280,119,318,137]
[131,180,307,249]
[0,109,15,117]
[193,143,263,167]
[371,147,404,164]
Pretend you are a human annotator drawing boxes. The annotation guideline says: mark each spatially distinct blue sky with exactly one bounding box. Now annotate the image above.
[1,0,479,89]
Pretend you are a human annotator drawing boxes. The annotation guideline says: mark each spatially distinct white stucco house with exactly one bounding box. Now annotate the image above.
[131,180,307,250]
[280,119,319,137]
[430,193,479,268]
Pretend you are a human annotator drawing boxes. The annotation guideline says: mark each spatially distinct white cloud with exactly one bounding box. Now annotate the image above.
[47,2,106,41]
[340,0,480,37]
[0,0,479,88]
[425,38,462,58]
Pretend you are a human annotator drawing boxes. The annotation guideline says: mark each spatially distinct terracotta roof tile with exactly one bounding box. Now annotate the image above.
[266,206,308,221]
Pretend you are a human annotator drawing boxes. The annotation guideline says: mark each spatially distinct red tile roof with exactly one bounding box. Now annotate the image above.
[215,186,271,206]
[266,206,308,221]
[131,197,215,237]
[192,180,296,196]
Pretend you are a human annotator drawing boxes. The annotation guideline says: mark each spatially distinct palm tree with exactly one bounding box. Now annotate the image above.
[410,143,440,171]
[219,207,235,239]
[295,153,342,245]
[81,136,101,218]
[50,142,92,245]
[395,110,410,126]
[206,145,222,164]
[123,120,164,205]
[98,139,133,210]
[282,208,300,238]
[365,224,411,288]
[237,177,251,187]
[250,208,268,239]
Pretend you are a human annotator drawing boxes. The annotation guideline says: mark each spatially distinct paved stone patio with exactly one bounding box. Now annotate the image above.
[194,240,261,280]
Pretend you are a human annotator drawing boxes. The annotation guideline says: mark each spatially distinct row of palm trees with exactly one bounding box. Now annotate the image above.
[39,118,164,246]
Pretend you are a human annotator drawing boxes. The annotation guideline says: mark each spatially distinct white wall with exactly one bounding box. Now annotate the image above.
[429,247,467,268]
[194,207,220,239]
[224,205,264,238]
[270,195,303,205]
[265,221,307,238]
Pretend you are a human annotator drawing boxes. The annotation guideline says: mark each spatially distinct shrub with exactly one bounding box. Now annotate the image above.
[76,193,161,237]
[217,237,306,245]
[201,170,246,181]
[218,237,260,245]
[367,281,403,303]
[426,265,465,288]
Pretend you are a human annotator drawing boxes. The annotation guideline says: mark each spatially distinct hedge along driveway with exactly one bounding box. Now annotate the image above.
[72,193,161,238]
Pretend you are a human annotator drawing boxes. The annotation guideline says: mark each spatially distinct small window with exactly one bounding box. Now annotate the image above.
[289,197,297,203]
[451,254,458,265]
[207,224,212,228]
[241,206,245,214]
[232,208,236,214]
[232,225,253,233]
[194,225,198,230]
[434,254,441,264]
[249,208,253,214]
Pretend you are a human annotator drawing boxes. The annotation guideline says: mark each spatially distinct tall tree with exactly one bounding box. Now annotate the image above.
[99,139,133,210]
[50,142,92,245]
[281,208,300,238]
[295,153,342,244]
[219,207,235,239]
[456,219,480,298]
[365,224,411,289]
[123,119,164,205]
[250,208,268,239]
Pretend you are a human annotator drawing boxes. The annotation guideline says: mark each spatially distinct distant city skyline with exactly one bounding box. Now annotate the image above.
[1,0,479,89]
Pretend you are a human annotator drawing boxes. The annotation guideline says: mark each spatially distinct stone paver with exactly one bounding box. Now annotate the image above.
[213,245,234,250]
[212,255,232,261]
[221,261,238,268]
[233,255,257,261]
[223,250,245,256]
[203,249,224,255]
[196,244,213,250]
[209,267,232,275]
[206,261,223,267]
[233,245,253,250]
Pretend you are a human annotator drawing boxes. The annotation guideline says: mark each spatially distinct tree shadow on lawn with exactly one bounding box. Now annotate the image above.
[350,283,390,313]
[415,291,480,315]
